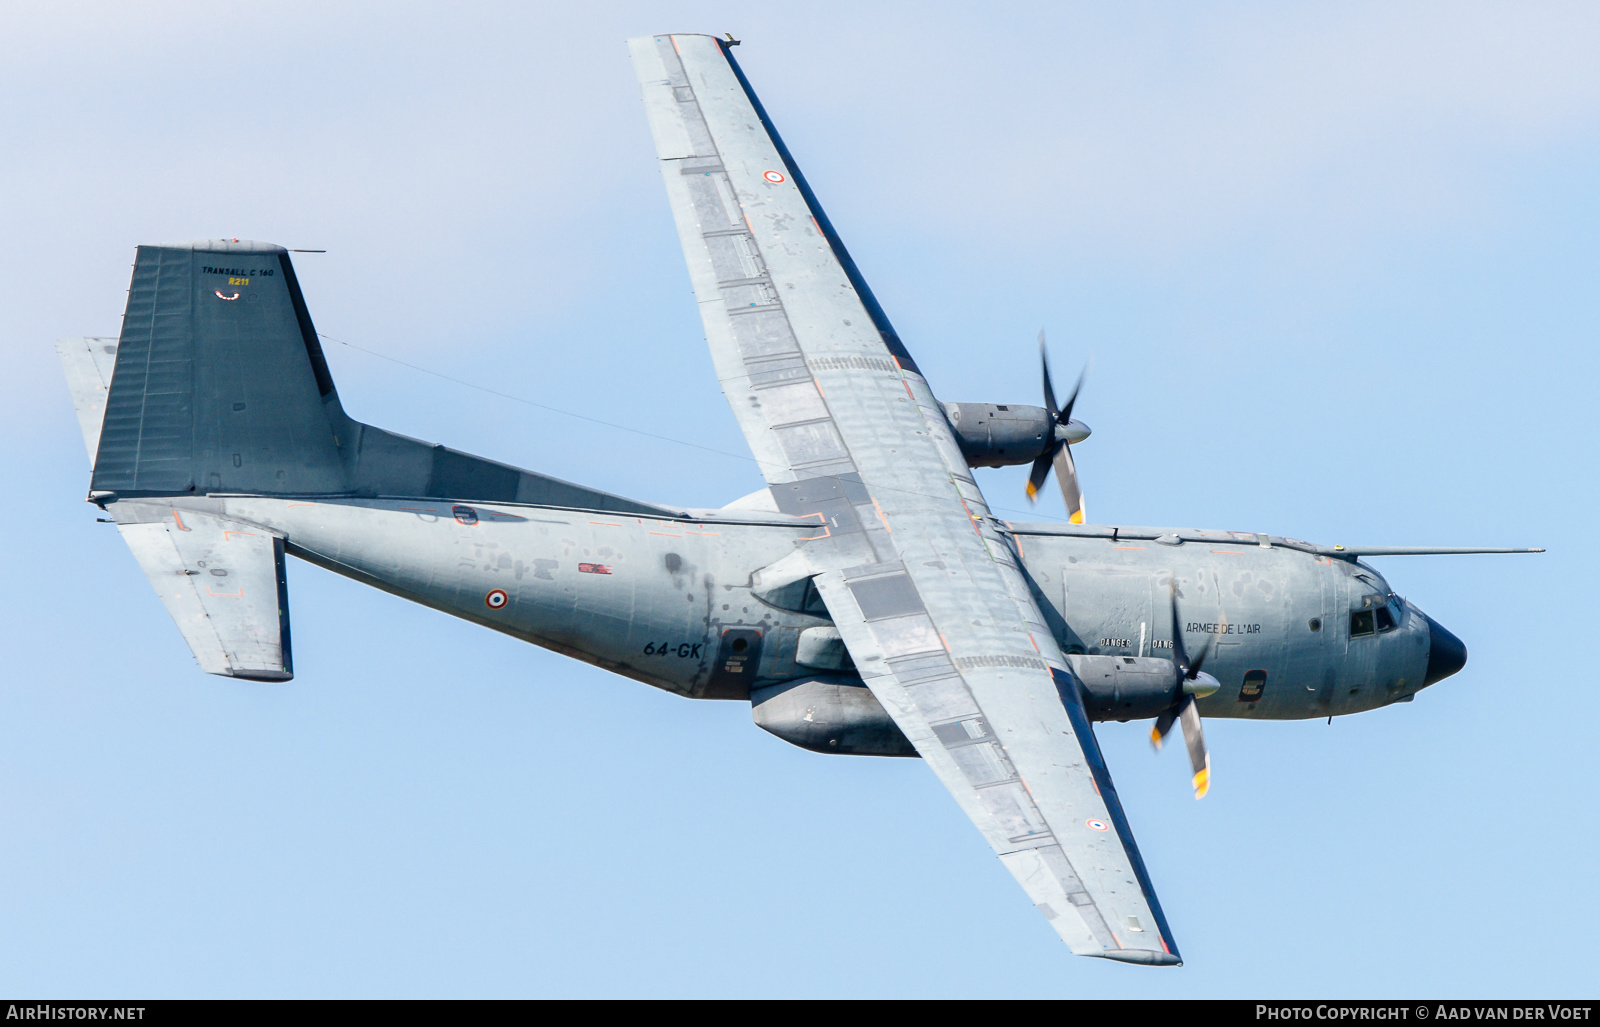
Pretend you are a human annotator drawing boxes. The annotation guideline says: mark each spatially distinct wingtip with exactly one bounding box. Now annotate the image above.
[1088,949,1184,966]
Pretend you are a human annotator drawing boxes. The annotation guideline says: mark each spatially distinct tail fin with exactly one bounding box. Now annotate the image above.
[87,239,669,515]
[92,240,344,497]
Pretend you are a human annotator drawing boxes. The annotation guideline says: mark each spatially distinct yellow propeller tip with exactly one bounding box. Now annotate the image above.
[1192,768,1210,800]
[1149,729,1163,748]
[1025,483,1038,499]
[1069,511,1084,524]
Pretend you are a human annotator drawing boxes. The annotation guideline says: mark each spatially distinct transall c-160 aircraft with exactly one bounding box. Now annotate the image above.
[59,34,1541,965]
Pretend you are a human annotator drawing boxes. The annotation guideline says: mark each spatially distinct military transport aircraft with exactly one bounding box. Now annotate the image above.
[58,34,1540,965]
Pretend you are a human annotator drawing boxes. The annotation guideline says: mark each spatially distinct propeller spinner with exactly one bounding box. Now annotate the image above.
[1026,332,1092,524]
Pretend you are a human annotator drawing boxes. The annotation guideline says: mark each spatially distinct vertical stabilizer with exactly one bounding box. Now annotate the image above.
[92,240,346,498]
[80,239,672,514]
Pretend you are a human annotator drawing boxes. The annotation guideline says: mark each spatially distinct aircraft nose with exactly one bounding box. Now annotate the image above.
[1422,613,1468,685]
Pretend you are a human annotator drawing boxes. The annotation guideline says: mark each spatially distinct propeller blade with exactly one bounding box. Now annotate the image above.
[1150,705,1179,750]
[1052,443,1085,524]
[1056,367,1085,428]
[1039,330,1058,419]
[1166,581,1213,677]
[1039,330,1086,426]
[1025,448,1054,502]
[1179,695,1211,799]
[1167,578,1190,676]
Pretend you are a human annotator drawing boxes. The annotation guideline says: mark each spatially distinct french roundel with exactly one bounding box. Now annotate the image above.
[1086,818,1109,832]
[485,589,509,610]
[763,169,786,183]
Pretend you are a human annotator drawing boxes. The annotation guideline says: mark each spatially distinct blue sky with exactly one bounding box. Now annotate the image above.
[2,1,1595,997]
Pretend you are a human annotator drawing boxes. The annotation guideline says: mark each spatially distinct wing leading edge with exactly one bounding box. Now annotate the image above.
[631,32,1180,963]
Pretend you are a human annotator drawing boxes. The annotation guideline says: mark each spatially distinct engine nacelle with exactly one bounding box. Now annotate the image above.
[1067,654,1218,721]
[750,676,917,757]
[942,402,1053,468]
[753,659,1213,758]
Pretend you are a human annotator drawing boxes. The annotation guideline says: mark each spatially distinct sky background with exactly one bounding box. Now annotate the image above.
[2,0,1595,998]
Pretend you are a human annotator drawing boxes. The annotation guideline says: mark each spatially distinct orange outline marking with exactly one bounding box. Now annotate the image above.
[172,511,189,531]
[223,531,257,541]
[795,512,831,541]
[205,586,243,598]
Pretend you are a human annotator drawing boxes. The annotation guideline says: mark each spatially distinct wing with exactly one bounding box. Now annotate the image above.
[629,33,920,487]
[110,501,293,681]
[632,34,1179,963]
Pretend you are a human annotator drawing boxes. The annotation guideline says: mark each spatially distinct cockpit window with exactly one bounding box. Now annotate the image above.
[1352,592,1402,638]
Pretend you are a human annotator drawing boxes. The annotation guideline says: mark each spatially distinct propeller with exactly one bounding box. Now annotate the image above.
[1150,578,1220,799]
[1026,331,1092,523]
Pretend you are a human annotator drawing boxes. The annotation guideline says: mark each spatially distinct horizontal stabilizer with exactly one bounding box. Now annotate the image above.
[112,501,292,681]
[56,337,119,462]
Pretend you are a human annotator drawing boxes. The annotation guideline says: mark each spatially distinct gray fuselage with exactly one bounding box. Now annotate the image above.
[203,495,1439,722]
